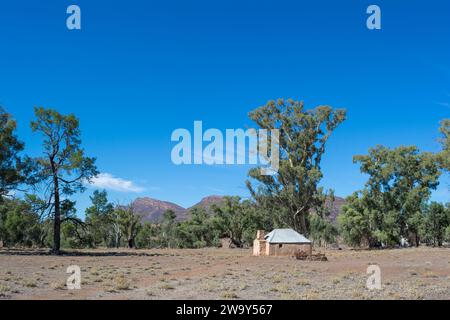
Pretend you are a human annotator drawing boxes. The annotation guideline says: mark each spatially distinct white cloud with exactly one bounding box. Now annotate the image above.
[88,173,145,193]
[436,102,450,109]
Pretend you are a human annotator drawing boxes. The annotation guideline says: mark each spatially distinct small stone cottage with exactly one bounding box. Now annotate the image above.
[253,229,312,256]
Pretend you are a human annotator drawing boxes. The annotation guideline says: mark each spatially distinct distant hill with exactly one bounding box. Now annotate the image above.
[132,198,188,223]
[132,195,225,223]
[188,195,225,213]
[131,195,345,223]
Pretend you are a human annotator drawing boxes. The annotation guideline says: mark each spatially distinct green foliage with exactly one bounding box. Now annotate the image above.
[58,199,90,248]
[309,214,338,246]
[406,210,425,247]
[422,202,449,246]
[246,99,346,235]
[61,221,89,249]
[339,192,374,247]
[340,145,441,247]
[159,209,178,248]
[0,198,41,247]
[85,190,114,247]
[372,210,401,247]
[30,107,98,197]
[211,196,269,247]
[309,192,339,246]
[30,107,98,253]
[0,107,25,197]
[177,208,219,248]
[211,197,246,247]
[438,119,449,171]
[115,204,141,248]
[135,222,160,248]
[134,198,270,249]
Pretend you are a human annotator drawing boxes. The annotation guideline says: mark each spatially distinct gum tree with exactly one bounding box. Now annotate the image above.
[246,99,346,235]
[423,202,449,247]
[116,204,141,249]
[85,190,114,247]
[0,107,25,198]
[340,145,441,247]
[31,107,98,254]
[211,196,266,248]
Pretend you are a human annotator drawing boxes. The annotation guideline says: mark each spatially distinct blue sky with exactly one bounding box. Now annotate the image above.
[0,0,449,218]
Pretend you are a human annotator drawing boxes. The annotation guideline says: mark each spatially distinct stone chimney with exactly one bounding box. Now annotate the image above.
[253,230,267,256]
[256,230,265,240]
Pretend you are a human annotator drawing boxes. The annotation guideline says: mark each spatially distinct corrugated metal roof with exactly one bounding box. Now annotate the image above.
[264,229,311,244]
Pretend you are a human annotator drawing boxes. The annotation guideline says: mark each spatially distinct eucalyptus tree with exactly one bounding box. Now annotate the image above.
[211,196,265,248]
[116,203,141,249]
[423,202,449,247]
[85,190,114,247]
[0,107,26,198]
[246,99,346,235]
[340,145,441,247]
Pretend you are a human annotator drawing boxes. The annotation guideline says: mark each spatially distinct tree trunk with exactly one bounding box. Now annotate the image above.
[128,238,134,249]
[112,222,120,248]
[115,231,120,248]
[299,212,307,235]
[293,209,307,235]
[52,171,61,255]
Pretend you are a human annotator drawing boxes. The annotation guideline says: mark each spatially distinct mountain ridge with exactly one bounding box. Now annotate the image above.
[132,195,225,223]
[132,195,346,223]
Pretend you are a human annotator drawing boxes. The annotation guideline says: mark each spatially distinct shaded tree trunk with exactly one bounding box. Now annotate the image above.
[52,162,61,254]
[115,232,120,248]
[293,209,308,235]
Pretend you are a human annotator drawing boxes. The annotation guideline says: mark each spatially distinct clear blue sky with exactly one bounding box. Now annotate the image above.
[1,1,449,218]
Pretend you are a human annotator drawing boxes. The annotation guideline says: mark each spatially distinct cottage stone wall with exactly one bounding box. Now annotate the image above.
[265,243,312,256]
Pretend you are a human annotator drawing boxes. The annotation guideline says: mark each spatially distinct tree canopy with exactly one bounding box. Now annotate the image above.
[340,145,442,247]
[246,99,346,235]
[0,107,25,198]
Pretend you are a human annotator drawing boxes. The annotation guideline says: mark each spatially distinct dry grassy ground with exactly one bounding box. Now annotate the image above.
[0,247,449,300]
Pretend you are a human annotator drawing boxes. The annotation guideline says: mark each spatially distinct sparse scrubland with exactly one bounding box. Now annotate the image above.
[0,247,449,300]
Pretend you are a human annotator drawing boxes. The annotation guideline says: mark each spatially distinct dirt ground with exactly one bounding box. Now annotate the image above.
[0,247,449,300]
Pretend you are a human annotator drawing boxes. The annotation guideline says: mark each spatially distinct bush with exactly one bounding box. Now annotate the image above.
[0,198,41,247]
